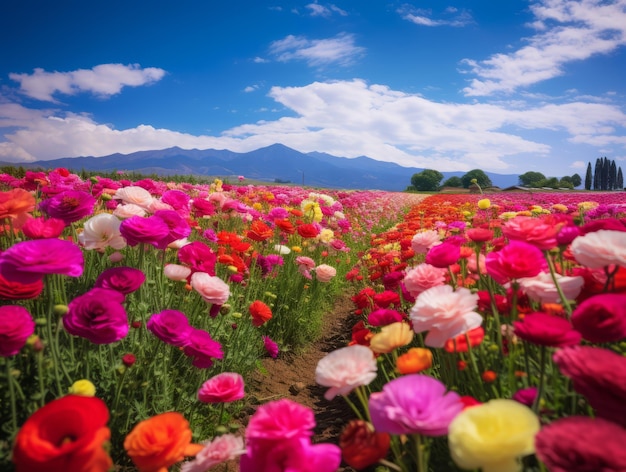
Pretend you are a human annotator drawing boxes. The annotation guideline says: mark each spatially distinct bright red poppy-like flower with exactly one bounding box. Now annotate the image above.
[0,272,43,300]
[339,420,390,470]
[249,300,273,327]
[297,223,320,239]
[444,326,485,353]
[12,395,112,472]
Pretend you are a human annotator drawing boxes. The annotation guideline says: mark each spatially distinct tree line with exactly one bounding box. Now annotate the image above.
[584,157,624,191]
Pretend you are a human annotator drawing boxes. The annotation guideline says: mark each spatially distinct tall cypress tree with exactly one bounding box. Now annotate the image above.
[617,167,624,190]
[609,160,617,190]
[594,158,602,190]
[602,156,610,190]
[584,162,592,190]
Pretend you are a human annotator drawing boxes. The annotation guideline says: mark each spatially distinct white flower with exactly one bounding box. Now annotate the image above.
[518,271,584,304]
[78,213,126,250]
[571,230,626,269]
[315,345,378,400]
[113,186,154,209]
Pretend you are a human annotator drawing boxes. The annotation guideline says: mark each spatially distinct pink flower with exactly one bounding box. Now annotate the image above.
[113,186,154,209]
[314,264,336,283]
[94,267,145,295]
[409,285,482,348]
[403,263,447,297]
[0,305,35,357]
[0,239,84,284]
[152,209,191,247]
[425,241,461,268]
[518,271,584,304]
[535,416,626,472]
[245,398,315,440]
[119,215,171,248]
[79,214,127,250]
[163,264,192,281]
[315,345,378,400]
[502,215,559,250]
[512,387,537,407]
[571,230,626,269]
[39,190,96,224]
[180,434,245,472]
[22,217,65,239]
[262,336,279,358]
[411,230,441,254]
[178,241,217,275]
[113,203,146,219]
[296,256,316,279]
[554,346,626,427]
[63,288,129,344]
[367,308,404,326]
[369,374,462,436]
[485,240,547,284]
[147,310,193,347]
[571,293,626,343]
[190,272,230,306]
[183,329,224,369]
[198,372,245,403]
[514,312,581,347]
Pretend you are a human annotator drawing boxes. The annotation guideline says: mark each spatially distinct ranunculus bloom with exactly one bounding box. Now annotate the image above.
[0,188,35,227]
[369,321,414,354]
[153,209,192,247]
[369,374,462,436]
[444,326,485,353]
[0,238,84,284]
[502,215,559,250]
[94,266,145,295]
[262,335,279,358]
[485,240,547,284]
[180,434,246,472]
[467,228,494,243]
[161,189,190,212]
[411,229,441,254]
[147,310,193,347]
[0,273,43,300]
[367,308,404,326]
[12,395,112,472]
[315,264,337,282]
[22,216,66,239]
[38,190,96,224]
[403,263,447,297]
[78,213,127,250]
[513,312,581,347]
[164,264,192,281]
[240,399,341,472]
[247,220,274,241]
[554,346,626,427]
[297,223,320,239]
[178,241,217,275]
[69,379,97,397]
[63,288,129,344]
[535,416,626,472]
[396,347,433,374]
[113,186,154,209]
[249,300,273,327]
[190,272,230,306]
[315,344,378,400]
[512,387,537,407]
[571,230,626,269]
[339,420,390,470]
[183,329,224,369]
[119,215,172,248]
[198,372,245,403]
[448,399,540,472]
[124,412,203,472]
[0,305,35,356]
[425,241,461,268]
[113,203,146,219]
[518,271,584,304]
[410,285,482,348]
[571,293,626,343]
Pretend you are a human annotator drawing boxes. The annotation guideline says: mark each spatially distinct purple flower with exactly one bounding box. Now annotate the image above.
[183,328,224,368]
[0,305,35,357]
[63,288,129,344]
[94,267,145,295]
[369,374,462,436]
[38,190,96,224]
[146,310,193,347]
[262,336,279,358]
[0,239,84,284]
[119,215,171,248]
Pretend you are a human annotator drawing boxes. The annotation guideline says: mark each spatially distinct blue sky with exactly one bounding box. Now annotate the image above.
[1,0,625,177]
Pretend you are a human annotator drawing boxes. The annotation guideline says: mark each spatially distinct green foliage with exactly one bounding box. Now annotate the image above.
[410,169,443,191]
[442,176,463,187]
[460,169,492,189]
[518,171,545,187]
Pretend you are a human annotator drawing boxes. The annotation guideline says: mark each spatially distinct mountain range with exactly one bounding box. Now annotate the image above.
[4,144,522,191]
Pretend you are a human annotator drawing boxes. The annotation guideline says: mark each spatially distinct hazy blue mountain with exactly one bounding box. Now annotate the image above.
[4,143,521,191]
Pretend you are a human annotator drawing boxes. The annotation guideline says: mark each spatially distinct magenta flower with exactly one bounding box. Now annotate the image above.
[369,374,462,436]
[512,387,538,408]
[198,372,245,403]
[63,288,129,344]
[0,305,35,357]
[152,209,191,246]
[183,329,224,369]
[94,267,145,295]
[485,240,547,284]
[178,241,217,275]
[119,215,171,248]
[367,308,404,326]
[571,293,626,343]
[262,335,279,359]
[161,189,190,212]
[146,310,193,347]
[0,239,84,284]
[38,190,96,224]
[513,312,581,347]
[425,241,461,268]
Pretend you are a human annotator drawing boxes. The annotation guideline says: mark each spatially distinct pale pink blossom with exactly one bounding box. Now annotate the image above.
[518,271,584,304]
[466,252,486,275]
[571,230,626,269]
[411,230,441,254]
[78,213,127,250]
[164,264,192,281]
[209,192,228,208]
[191,272,230,305]
[315,264,337,283]
[113,203,146,219]
[109,251,124,263]
[315,345,378,400]
[410,285,482,348]
[296,256,316,279]
[403,263,447,297]
[168,237,191,249]
[148,199,174,213]
[113,186,154,209]
[180,434,245,472]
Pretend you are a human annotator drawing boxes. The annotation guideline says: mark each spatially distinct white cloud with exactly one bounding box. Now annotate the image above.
[305,2,348,17]
[570,160,587,169]
[3,80,624,173]
[463,0,626,96]
[400,6,473,27]
[269,33,365,67]
[9,64,166,102]
[244,85,259,93]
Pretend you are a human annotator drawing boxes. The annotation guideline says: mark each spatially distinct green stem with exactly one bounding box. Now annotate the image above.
[6,358,18,433]
[545,253,572,316]
[342,394,364,421]
[532,345,547,414]
[415,434,426,472]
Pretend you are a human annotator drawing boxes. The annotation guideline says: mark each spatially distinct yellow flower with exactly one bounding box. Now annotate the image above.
[477,198,491,210]
[318,228,335,244]
[291,246,302,253]
[448,399,540,472]
[369,322,414,354]
[551,203,568,213]
[69,379,96,397]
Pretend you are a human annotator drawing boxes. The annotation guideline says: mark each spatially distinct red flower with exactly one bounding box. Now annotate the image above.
[122,353,137,367]
[12,395,112,472]
[249,300,273,327]
[297,223,320,239]
[352,287,376,310]
[247,220,274,242]
[0,272,43,300]
[339,420,390,470]
[444,326,485,353]
[372,290,401,308]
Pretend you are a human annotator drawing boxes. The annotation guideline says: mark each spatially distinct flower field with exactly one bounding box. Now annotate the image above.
[1,169,625,471]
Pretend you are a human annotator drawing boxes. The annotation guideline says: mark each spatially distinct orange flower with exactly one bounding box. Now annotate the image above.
[275,218,296,234]
[124,412,202,472]
[482,370,497,383]
[0,188,35,227]
[249,300,272,327]
[444,327,485,353]
[396,347,433,374]
[246,220,273,242]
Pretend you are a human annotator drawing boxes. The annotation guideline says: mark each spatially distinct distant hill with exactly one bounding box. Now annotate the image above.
[2,143,521,191]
